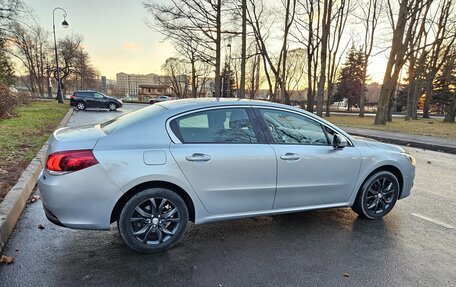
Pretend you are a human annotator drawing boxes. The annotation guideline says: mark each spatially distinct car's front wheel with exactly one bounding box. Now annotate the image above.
[118,188,189,253]
[352,171,399,219]
[76,102,86,110]
[108,103,117,111]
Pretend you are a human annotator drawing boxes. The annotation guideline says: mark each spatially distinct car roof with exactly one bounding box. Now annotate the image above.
[156,98,286,110]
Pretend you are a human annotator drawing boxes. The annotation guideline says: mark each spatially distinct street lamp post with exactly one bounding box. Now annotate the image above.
[53,7,69,103]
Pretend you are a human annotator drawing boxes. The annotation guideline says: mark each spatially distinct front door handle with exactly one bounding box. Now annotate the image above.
[280,153,300,161]
[185,153,211,162]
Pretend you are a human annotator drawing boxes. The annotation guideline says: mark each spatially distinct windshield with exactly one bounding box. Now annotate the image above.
[100,104,166,134]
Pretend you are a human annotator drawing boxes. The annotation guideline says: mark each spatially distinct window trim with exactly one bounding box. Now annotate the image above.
[252,107,353,147]
[166,106,266,144]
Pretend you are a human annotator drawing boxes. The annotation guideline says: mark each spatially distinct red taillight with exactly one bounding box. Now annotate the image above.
[46,150,98,173]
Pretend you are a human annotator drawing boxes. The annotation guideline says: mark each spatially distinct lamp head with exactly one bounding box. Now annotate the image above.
[61,19,69,28]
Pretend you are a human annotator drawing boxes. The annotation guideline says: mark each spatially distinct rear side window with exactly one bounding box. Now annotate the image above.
[259,109,329,145]
[101,104,165,134]
[171,108,258,144]
[78,92,93,98]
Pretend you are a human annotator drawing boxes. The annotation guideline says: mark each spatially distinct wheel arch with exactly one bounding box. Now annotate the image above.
[360,165,404,198]
[110,180,196,224]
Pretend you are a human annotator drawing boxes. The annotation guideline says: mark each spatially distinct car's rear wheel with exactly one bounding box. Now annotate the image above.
[352,171,399,219]
[108,103,117,111]
[118,188,188,253]
[76,102,86,110]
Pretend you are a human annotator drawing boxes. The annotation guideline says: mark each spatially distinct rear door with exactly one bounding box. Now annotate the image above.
[83,92,96,107]
[169,107,277,215]
[255,108,362,209]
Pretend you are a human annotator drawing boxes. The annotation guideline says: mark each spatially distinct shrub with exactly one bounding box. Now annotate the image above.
[16,91,31,105]
[0,82,17,119]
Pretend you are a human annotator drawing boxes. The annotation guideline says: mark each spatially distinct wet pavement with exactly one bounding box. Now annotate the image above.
[0,104,455,286]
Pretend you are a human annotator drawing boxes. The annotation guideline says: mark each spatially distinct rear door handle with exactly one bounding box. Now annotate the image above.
[280,153,300,161]
[185,153,211,162]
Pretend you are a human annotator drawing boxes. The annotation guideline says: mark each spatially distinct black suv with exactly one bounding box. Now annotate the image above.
[70,90,123,111]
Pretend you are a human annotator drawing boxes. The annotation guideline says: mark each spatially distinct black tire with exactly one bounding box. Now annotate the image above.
[108,102,117,111]
[352,171,399,219]
[149,100,155,104]
[118,188,188,253]
[76,102,86,110]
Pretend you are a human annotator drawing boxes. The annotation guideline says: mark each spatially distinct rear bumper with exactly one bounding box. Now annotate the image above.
[38,164,123,230]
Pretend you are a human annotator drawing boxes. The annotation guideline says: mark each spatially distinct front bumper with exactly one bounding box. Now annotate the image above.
[38,164,123,230]
[399,165,415,199]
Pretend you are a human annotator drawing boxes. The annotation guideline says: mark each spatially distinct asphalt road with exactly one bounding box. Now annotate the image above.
[0,104,455,286]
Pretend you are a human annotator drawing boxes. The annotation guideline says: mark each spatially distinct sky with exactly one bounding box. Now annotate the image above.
[24,0,388,83]
[25,0,174,80]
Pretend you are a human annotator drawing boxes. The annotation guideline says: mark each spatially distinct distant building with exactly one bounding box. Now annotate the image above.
[365,82,381,104]
[116,72,169,96]
[101,76,107,94]
[138,84,173,101]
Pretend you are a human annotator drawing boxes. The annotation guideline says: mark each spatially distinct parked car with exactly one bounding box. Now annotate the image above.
[149,95,172,104]
[39,99,415,253]
[70,90,123,111]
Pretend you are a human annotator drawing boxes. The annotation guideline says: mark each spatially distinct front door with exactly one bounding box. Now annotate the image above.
[255,108,362,209]
[169,107,277,215]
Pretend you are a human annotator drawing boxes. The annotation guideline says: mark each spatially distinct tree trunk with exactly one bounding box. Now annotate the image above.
[374,0,408,125]
[422,83,433,118]
[214,0,222,98]
[239,0,247,98]
[359,63,368,117]
[316,0,331,117]
[191,60,197,98]
[443,92,456,123]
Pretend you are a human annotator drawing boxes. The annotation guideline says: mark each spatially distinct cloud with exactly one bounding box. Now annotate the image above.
[122,42,142,51]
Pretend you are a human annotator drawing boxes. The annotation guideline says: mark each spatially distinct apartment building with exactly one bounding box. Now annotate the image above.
[116,72,168,96]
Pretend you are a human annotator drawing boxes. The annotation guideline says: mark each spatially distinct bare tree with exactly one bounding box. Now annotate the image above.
[421,0,455,118]
[374,0,433,125]
[55,34,97,95]
[145,0,225,97]
[285,48,307,100]
[161,57,190,98]
[357,0,383,117]
[293,0,322,112]
[246,0,297,104]
[7,21,50,97]
[325,0,351,117]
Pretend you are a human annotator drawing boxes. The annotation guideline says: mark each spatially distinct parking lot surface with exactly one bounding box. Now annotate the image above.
[0,104,455,286]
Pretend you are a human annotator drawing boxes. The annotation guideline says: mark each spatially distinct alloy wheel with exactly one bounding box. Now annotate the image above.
[129,197,181,245]
[365,177,396,215]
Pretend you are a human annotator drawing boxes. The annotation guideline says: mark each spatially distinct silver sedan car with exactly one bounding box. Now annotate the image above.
[39,99,415,253]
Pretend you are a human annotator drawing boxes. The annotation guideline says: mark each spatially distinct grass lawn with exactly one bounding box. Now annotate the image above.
[324,115,456,140]
[0,101,69,201]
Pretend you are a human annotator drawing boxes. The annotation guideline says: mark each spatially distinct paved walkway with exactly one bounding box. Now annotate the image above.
[342,126,456,154]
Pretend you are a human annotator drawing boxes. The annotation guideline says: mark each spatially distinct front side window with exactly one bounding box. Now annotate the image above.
[172,108,258,143]
[94,93,104,99]
[259,109,328,145]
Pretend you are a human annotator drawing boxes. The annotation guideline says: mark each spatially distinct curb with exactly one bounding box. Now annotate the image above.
[0,107,73,253]
[343,128,456,154]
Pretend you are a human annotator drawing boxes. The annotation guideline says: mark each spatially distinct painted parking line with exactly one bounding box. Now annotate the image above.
[411,213,454,229]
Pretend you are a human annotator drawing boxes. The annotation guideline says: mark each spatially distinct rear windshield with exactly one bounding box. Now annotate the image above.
[100,104,166,134]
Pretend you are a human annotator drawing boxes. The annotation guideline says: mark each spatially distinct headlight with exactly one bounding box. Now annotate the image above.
[401,152,416,166]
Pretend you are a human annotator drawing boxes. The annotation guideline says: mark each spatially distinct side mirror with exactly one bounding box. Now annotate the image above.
[333,134,347,149]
